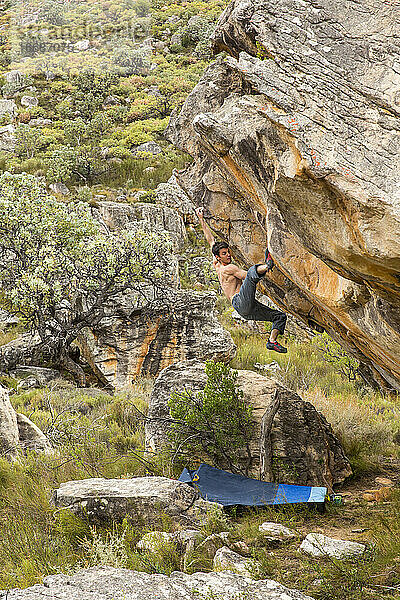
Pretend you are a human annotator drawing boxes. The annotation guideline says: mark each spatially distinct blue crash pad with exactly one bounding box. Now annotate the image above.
[179,463,326,507]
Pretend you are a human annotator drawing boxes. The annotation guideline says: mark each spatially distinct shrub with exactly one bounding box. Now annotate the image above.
[168,361,253,474]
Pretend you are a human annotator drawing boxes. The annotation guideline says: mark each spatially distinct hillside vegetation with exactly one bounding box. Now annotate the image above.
[0,0,229,192]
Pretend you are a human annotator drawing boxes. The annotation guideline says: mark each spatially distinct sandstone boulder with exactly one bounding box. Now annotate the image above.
[16,413,52,453]
[167,0,400,392]
[0,99,17,117]
[0,385,19,457]
[0,124,15,152]
[94,200,187,251]
[146,361,351,487]
[0,566,316,599]
[133,141,162,156]
[53,476,222,527]
[213,546,257,577]
[10,366,61,389]
[300,533,366,560]
[258,522,297,542]
[20,96,38,107]
[0,386,51,457]
[4,70,23,84]
[49,182,69,195]
[155,173,196,222]
[78,289,235,389]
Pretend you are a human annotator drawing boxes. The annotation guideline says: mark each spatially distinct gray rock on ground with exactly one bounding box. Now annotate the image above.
[259,522,297,541]
[0,386,51,457]
[300,533,366,560]
[213,546,258,577]
[10,366,61,389]
[16,413,52,454]
[0,99,17,117]
[53,476,223,527]
[0,566,316,599]
[0,124,16,152]
[145,360,351,487]
[0,385,19,457]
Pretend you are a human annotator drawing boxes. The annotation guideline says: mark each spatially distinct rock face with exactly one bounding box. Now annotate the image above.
[0,566,316,599]
[53,476,221,527]
[78,289,235,389]
[167,0,400,392]
[76,201,235,388]
[0,386,51,457]
[155,174,196,222]
[145,361,351,488]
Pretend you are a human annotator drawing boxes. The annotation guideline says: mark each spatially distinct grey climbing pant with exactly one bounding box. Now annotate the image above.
[231,265,287,334]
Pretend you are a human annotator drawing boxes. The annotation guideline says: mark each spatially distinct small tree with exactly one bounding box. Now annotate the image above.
[0,172,172,381]
[168,361,254,474]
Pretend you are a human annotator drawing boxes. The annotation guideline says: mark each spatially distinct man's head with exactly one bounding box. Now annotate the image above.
[212,241,231,265]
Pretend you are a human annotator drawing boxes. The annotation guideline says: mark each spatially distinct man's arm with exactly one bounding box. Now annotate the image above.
[224,263,247,280]
[196,207,215,248]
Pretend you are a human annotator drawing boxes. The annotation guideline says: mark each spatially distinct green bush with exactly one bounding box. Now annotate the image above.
[168,361,253,474]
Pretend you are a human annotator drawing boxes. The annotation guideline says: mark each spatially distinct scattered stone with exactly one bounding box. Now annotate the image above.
[20,96,38,107]
[175,528,203,547]
[254,361,282,372]
[16,413,52,454]
[28,118,52,127]
[0,385,19,457]
[362,488,393,502]
[10,366,61,389]
[50,182,70,196]
[0,566,317,599]
[258,522,297,541]
[137,531,175,552]
[4,70,22,84]
[0,124,16,152]
[104,95,120,106]
[199,532,230,559]
[0,386,51,457]
[0,99,17,116]
[213,546,258,577]
[74,39,90,51]
[53,476,223,527]
[300,533,366,559]
[133,141,163,156]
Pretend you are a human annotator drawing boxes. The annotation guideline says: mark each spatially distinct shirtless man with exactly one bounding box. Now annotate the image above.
[196,208,287,353]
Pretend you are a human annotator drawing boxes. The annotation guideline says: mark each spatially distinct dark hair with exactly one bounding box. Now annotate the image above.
[212,241,229,257]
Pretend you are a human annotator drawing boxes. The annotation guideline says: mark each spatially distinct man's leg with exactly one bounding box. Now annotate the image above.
[232,264,266,316]
[246,300,288,353]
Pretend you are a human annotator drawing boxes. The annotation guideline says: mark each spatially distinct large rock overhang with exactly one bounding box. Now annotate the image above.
[166,0,400,392]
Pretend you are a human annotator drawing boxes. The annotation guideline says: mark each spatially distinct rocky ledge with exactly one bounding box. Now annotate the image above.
[0,566,316,599]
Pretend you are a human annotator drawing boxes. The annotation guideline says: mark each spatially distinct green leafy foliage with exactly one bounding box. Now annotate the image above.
[0,172,172,372]
[168,361,253,473]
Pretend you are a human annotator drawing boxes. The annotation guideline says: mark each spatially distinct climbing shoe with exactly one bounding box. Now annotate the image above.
[266,340,287,353]
[265,248,274,272]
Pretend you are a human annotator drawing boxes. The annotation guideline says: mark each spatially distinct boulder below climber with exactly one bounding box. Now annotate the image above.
[145,361,352,488]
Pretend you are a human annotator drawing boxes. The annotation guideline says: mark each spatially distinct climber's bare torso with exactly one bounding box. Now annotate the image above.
[213,248,247,302]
